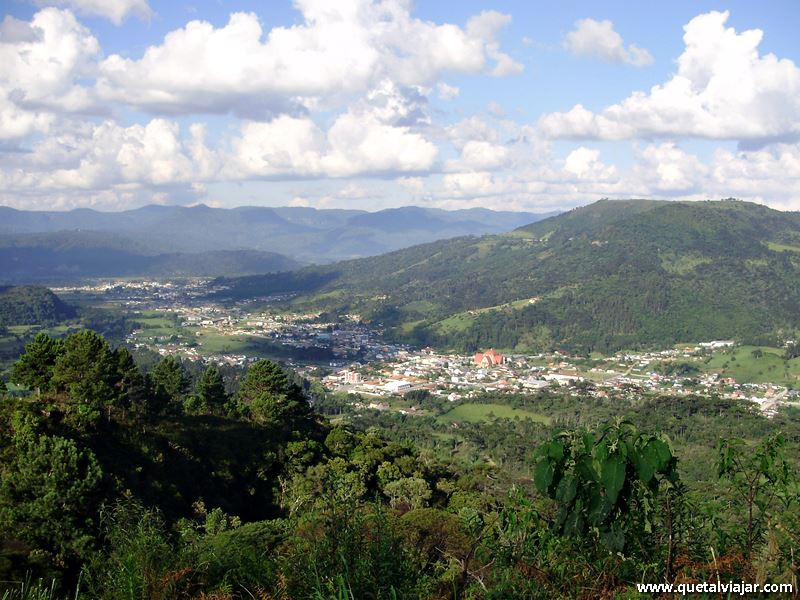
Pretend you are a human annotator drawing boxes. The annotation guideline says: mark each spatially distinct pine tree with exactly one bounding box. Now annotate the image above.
[10,333,64,394]
[187,366,228,415]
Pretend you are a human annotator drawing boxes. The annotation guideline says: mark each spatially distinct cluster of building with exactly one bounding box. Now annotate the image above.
[67,280,797,419]
[322,344,794,417]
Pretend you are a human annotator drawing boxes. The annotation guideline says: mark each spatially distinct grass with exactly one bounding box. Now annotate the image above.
[766,241,800,253]
[701,345,800,385]
[438,402,551,425]
[434,298,536,335]
[193,331,251,354]
[659,252,712,275]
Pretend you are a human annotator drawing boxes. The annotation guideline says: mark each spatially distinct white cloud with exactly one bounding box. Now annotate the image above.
[398,176,425,192]
[542,11,800,145]
[564,18,652,67]
[442,171,498,198]
[34,0,153,24]
[708,144,800,208]
[632,143,708,194]
[0,8,100,139]
[563,147,618,181]
[487,101,506,118]
[0,118,216,198]
[467,10,524,76]
[96,3,520,117]
[437,82,459,101]
[227,91,438,179]
[455,140,509,170]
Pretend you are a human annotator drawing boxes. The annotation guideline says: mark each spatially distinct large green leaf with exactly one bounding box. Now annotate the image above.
[534,459,554,494]
[587,488,614,526]
[601,454,625,504]
[600,526,625,552]
[547,440,565,461]
[576,455,598,482]
[562,506,585,537]
[555,473,577,505]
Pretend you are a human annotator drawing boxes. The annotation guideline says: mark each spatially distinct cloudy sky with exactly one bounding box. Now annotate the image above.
[1,0,799,213]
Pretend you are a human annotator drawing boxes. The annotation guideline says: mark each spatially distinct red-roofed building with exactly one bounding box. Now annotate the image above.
[474,348,504,367]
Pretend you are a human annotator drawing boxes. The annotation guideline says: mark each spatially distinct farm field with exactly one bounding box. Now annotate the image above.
[438,402,551,425]
[701,345,800,385]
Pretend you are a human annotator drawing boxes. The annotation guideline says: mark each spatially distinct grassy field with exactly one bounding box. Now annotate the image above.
[438,402,551,425]
[701,345,800,385]
[766,241,800,253]
[193,331,252,354]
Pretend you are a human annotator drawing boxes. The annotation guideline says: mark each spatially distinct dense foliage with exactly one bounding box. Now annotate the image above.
[0,331,798,598]
[0,286,76,327]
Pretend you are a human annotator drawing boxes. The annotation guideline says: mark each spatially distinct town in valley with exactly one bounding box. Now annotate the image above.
[50,278,800,420]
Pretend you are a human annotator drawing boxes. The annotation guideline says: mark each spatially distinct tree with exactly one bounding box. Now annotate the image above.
[533,420,678,554]
[186,366,228,415]
[0,433,103,567]
[238,359,291,403]
[148,356,189,415]
[238,360,309,425]
[11,333,64,394]
[383,477,432,510]
[51,330,117,425]
[717,433,791,558]
[111,347,146,413]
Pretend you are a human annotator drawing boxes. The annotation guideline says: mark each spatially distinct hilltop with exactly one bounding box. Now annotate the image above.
[218,199,800,353]
[0,285,77,327]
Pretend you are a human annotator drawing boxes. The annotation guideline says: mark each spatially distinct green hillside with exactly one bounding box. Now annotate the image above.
[0,285,77,327]
[219,199,800,353]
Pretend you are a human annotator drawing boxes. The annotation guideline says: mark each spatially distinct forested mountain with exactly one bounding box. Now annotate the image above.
[0,204,552,266]
[0,285,76,326]
[0,232,301,282]
[218,199,800,353]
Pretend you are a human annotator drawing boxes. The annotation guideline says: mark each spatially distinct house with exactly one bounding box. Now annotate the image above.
[383,380,412,394]
[344,371,362,384]
[474,348,504,367]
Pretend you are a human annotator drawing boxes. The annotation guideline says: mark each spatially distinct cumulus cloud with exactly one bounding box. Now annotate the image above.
[34,0,153,24]
[450,140,509,171]
[437,82,459,101]
[227,82,438,179]
[632,143,708,194]
[563,147,618,181]
[0,8,100,139]
[541,11,800,145]
[96,2,521,117]
[564,18,653,66]
[0,118,216,200]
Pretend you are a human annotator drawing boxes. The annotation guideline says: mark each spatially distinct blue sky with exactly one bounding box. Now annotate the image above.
[1,0,799,212]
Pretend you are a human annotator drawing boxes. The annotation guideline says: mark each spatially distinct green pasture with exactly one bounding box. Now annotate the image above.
[702,345,800,385]
[438,402,551,425]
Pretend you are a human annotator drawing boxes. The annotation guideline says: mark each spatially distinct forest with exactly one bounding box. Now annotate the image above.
[0,330,798,599]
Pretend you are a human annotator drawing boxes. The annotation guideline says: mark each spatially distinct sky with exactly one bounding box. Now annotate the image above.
[1,0,799,213]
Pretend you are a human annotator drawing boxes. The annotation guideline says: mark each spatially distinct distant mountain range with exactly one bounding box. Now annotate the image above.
[216,199,800,353]
[0,204,553,282]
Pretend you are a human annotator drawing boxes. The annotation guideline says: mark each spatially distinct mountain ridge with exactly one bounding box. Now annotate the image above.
[0,204,554,264]
[216,199,800,353]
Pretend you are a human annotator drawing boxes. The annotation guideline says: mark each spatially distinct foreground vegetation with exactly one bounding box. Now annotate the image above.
[0,331,798,598]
